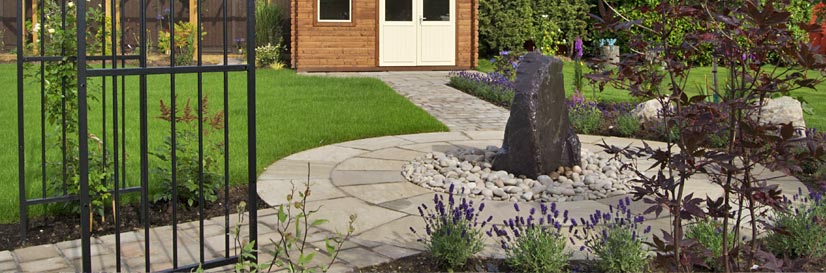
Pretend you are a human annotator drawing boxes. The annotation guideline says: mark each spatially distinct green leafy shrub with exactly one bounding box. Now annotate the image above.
[578,197,650,273]
[255,0,284,47]
[766,192,826,259]
[158,22,206,65]
[151,96,225,207]
[568,102,603,134]
[686,217,736,270]
[531,0,590,54]
[478,0,534,54]
[615,113,640,137]
[490,203,569,273]
[24,0,113,219]
[255,43,283,69]
[479,0,590,55]
[413,185,488,270]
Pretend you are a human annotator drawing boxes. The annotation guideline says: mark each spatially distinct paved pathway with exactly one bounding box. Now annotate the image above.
[310,71,510,132]
[255,131,808,272]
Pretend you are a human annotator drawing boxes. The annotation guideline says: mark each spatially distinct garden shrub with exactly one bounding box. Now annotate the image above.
[490,203,569,273]
[448,71,515,107]
[576,197,650,273]
[685,217,736,271]
[255,43,283,69]
[158,22,206,66]
[531,0,590,55]
[568,101,603,134]
[151,96,225,207]
[412,185,489,270]
[614,113,640,137]
[766,192,826,259]
[478,0,534,55]
[478,0,590,55]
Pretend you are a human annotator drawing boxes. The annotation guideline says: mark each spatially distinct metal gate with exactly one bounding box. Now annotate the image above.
[16,0,257,271]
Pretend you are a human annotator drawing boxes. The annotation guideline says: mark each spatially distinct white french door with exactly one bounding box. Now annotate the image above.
[379,0,456,66]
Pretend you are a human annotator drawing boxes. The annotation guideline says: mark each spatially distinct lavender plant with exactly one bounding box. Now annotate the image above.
[489,203,570,273]
[448,71,515,107]
[411,184,490,270]
[567,100,603,134]
[575,197,651,273]
[766,191,826,259]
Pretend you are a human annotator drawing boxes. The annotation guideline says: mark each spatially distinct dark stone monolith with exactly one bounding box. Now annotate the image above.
[493,52,581,179]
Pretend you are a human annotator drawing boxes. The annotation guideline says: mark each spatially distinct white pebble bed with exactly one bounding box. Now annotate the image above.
[402,146,637,202]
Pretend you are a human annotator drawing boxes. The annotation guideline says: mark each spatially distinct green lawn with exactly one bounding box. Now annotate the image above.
[0,64,447,223]
[476,59,826,130]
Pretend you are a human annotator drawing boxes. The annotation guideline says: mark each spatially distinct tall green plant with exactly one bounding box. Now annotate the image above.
[255,0,283,47]
[24,0,113,218]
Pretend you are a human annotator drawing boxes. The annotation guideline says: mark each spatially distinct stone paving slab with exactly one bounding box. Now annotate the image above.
[336,157,408,171]
[398,142,460,153]
[330,170,406,186]
[358,148,426,161]
[258,160,336,181]
[285,145,367,163]
[259,178,347,205]
[305,197,407,235]
[335,136,415,151]
[396,131,470,143]
[340,182,431,205]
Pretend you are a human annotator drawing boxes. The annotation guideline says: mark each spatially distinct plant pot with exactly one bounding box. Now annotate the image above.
[600,45,619,70]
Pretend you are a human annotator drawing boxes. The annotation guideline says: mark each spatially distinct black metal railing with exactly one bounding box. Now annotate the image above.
[16,0,257,271]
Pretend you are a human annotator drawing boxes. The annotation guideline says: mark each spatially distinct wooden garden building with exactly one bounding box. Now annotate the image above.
[290,0,479,71]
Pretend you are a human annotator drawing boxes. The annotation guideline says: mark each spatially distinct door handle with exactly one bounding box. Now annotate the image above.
[419,16,425,24]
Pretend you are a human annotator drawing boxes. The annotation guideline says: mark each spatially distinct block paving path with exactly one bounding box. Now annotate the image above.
[311,71,510,132]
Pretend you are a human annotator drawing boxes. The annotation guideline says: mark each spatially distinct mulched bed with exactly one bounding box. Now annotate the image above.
[0,185,267,251]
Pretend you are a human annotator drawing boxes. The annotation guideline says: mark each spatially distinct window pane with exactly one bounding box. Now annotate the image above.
[423,0,448,21]
[319,0,350,21]
[385,0,412,21]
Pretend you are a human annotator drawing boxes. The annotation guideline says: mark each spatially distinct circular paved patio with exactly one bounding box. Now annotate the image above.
[256,131,807,271]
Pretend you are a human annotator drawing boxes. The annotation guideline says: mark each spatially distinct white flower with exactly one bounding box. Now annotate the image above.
[67,1,74,8]
[751,264,759,270]
[33,23,40,32]
[48,28,55,34]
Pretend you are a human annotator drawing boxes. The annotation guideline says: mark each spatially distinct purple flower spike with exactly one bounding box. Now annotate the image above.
[574,36,583,58]
[514,203,520,212]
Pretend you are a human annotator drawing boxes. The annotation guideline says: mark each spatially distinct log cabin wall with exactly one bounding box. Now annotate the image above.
[291,0,477,71]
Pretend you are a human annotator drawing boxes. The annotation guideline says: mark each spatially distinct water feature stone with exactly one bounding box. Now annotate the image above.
[493,52,581,178]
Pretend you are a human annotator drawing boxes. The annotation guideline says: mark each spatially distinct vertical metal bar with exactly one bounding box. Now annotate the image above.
[139,0,151,270]
[76,0,92,270]
[61,0,68,196]
[246,0,258,262]
[16,0,28,242]
[221,0,230,257]
[169,0,180,268]
[196,0,206,265]
[110,0,121,270]
[39,0,46,207]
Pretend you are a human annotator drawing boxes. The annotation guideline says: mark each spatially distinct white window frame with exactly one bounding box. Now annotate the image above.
[317,0,352,23]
